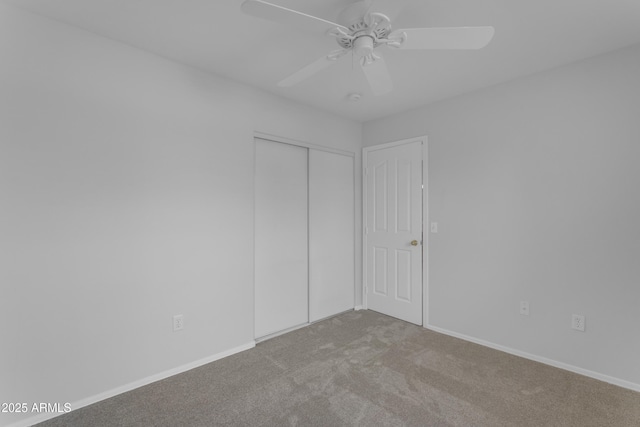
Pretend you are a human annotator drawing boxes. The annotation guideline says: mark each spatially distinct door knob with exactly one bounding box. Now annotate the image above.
[410,240,419,246]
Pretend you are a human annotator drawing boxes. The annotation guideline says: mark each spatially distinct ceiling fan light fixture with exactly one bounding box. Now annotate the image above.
[353,35,374,58]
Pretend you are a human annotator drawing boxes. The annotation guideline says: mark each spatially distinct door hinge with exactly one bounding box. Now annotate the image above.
[364,286,368,294]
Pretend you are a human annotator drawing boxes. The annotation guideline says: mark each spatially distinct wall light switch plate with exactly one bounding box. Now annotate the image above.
[520,301,530,316]
[430,222,438,233]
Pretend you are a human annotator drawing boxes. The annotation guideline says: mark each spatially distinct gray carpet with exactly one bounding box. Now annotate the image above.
[37,310,640,426]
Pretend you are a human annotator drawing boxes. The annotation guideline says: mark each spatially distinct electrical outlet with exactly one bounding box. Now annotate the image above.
[572,314,585,332]
[173,314,184,332]
[520,301,530,316]
[430,222,438,233]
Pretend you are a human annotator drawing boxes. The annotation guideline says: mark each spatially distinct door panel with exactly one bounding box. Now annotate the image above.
[309,150,354,322]
[397,160,412,232]
[254,139,308,338]
[365,140,423,325]
[373,247,388,295]
[396,249,411,301]
[374,163,388,232]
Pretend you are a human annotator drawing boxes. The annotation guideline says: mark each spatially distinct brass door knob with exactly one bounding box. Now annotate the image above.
[410,240,419,246]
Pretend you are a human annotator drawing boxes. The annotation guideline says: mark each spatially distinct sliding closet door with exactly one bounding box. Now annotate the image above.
[254,139,308,338]
[309,150,354,322]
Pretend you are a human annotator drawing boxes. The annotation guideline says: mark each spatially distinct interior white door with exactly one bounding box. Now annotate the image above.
[309,149,354,322]
[365,140,423,325]
[254,139,308,338]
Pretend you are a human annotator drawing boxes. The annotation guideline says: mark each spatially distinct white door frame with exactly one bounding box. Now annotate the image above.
[362,136,429,326]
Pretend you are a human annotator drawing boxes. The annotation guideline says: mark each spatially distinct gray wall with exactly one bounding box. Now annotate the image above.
[364,43,640,389]
[0,4,361,426]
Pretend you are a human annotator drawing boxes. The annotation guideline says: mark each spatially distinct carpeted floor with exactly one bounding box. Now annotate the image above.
[37,310,640,426]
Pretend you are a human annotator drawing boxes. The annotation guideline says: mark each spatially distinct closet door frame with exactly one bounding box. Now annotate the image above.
[253,132,355,158]
[252,131,356,340]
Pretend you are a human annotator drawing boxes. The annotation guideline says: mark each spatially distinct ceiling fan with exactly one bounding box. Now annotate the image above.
[241,0,495,96]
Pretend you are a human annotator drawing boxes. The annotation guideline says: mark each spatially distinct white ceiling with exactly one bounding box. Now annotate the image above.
[6,0,640,122]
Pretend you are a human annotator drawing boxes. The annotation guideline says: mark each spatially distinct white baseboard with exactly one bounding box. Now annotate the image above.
[7,341,256,427]
[425,323,640,393]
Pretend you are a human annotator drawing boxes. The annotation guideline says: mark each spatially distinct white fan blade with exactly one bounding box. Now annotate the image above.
[241,0,348,33]
[394,26,495,50]
[278,50,347,87]
[361,54,393,96]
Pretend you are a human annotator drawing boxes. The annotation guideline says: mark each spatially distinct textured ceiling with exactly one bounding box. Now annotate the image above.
[5,0,640,122]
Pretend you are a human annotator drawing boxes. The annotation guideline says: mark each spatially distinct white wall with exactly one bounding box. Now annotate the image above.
[0,4,361,426]
[364,43,640,389]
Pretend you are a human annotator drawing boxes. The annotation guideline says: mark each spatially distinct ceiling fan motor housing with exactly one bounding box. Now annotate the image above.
[333,1,392,53]
[353,36,374,57]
